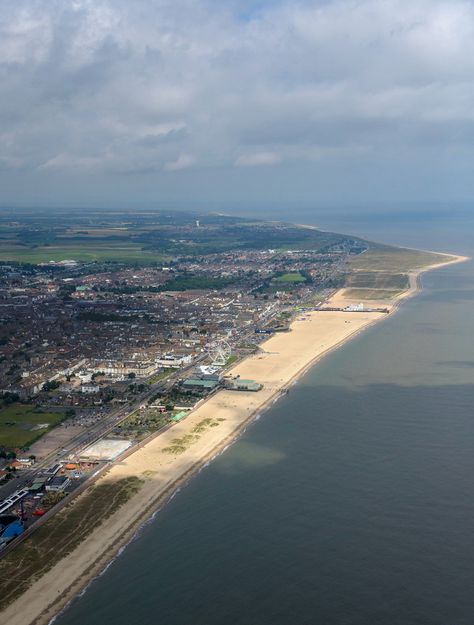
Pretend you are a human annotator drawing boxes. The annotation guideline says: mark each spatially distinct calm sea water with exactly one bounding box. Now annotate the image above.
[57,206,474,625]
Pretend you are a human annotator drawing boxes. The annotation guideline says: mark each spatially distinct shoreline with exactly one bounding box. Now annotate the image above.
[2,252,468,625]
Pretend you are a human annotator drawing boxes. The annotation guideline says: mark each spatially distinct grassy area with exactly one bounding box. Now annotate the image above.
[343,288,401,300]
[0,243,163,264]
[115,408,170,438]
[0,476,144,612]
[225,354,238,367]
[163,433,200,454]
[147,368,177,385]
[350,244,449,273]
[162,417,223,454]
[345,243,453,301]
[0,208,362,265]
[273,272,307,283]
[346,272,409,290]
[0,404,67,449]
[236,342,259,350]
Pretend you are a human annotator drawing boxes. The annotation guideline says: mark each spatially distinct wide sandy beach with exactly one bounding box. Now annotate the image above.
[1,253,467,625]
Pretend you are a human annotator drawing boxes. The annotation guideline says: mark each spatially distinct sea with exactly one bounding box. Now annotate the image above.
[56,204,474,625]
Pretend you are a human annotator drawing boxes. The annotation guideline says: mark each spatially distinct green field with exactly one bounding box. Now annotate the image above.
[147,368,177,385]
[350,244,449,273]
[0,207,365,265]
[345,243,453,300]
[273,272,307,283]
[0,243,164,264]
[0,404,67,449]
[343,288,400,300]
[346,272,409,290]
[225,354,238,366]
[115,408,169,438]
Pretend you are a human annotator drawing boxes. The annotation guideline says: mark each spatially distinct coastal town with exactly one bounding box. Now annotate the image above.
[2,3,472,624]
[0,208,372,555]
[0,209,461,625]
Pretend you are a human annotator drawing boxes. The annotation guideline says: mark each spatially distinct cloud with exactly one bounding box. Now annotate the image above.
[235,151,281,167]
[2,0,474,203]
[164,154,195,171]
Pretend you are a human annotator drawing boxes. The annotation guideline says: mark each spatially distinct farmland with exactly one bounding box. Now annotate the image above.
[0,207,365,265]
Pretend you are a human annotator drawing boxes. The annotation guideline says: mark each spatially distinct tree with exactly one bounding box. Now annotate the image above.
[0,391,19,405]
[43,491,67,508]
[127,372,136,379]
[42,380,61,391]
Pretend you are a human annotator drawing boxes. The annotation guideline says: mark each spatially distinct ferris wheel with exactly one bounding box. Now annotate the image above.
[206,340,232,366]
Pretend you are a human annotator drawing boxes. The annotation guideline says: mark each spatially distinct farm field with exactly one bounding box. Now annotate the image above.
[0,207,366,265]
[0,404,67,449]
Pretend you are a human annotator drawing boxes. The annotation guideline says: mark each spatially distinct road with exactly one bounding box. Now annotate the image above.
[0,295,308,502]
[0,355,205,500]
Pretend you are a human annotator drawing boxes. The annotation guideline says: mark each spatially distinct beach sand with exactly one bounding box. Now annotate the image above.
[1,253,467,625]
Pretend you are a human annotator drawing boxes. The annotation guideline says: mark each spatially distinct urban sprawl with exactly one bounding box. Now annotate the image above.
[0,211,369,553]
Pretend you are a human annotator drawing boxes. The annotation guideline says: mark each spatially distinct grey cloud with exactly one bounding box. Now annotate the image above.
[2,0,474,203]
[136,128,189,148]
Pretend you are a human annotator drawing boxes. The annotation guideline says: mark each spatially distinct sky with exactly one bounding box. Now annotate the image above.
[1,0,474,207]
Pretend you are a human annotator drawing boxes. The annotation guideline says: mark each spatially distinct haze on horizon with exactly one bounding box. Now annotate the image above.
[1,0,474,208]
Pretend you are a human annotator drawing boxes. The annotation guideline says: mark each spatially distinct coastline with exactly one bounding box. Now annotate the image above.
[2,252,468,625]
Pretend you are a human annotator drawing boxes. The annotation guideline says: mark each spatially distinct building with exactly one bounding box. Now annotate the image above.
[0,518,25,543]
[182,377,219,391]
[90,360,158,380]
[45,476,70,492]
[29,477,47,493]
[345,303,365,312]
[156,354,192,368]
[81,384,100,394]
[43,463,62,478]
[226,378,263,392]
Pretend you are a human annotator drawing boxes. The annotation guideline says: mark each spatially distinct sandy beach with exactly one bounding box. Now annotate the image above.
[1,253,467,625]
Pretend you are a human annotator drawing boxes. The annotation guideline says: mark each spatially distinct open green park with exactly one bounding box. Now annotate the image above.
[0,404,67,449]
[0,242,164,264]
[272,272,307,283]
